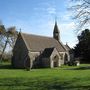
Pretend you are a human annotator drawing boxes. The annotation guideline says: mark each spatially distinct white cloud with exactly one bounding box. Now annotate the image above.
[60,22,76,32]
[46,18,77,48]
[68,40,78,48]
[33,1,56,16]
[60,22,77,46]
[47,7,56,14]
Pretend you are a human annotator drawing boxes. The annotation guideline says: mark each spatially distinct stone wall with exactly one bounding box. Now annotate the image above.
[50,48,61,68]
[59,52,65,64]
[42,58,50,68]
[12,34,28,68]
[29,51,40,68]
[59,51,70,65]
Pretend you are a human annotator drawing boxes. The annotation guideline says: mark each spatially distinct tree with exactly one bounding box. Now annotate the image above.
[7,27,18,48]
[0,25,6,53]
[74,29,90,63]
[0,25,18,62]
[70,0,90,31]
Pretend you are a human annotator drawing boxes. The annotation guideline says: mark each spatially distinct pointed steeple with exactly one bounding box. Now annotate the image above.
[54,21,59,33]
[53,21,60,41]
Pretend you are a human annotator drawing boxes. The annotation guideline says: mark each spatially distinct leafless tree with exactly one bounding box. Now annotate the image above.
[0,25,18,62]
[69,0,90,31]
[0,24,5,53]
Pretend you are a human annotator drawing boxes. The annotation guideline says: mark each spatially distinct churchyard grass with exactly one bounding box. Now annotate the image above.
[0,62,90,90]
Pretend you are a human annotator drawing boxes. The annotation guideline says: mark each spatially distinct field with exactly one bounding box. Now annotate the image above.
[0,63,90,90]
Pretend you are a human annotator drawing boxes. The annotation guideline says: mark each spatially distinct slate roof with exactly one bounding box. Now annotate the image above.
[21,33,66,52]
[41,47,55,58]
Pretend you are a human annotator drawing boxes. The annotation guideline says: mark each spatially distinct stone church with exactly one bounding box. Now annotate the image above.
[12,22,70,69]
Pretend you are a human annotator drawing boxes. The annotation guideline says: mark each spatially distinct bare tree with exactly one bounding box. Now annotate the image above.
[69,0,90,31]
[0,25,18,62]
[7,27,18,48]
[0,25,6,53]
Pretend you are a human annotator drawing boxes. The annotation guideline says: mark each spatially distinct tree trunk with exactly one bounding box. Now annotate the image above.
[0,37,9,63]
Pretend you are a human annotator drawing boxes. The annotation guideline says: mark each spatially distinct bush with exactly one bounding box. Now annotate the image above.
[68,61,80,66]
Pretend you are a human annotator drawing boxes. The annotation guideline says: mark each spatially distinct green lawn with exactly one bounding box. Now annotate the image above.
[0,63,90,90]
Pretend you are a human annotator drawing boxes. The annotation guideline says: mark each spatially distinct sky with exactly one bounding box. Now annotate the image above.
[0,0,78,48]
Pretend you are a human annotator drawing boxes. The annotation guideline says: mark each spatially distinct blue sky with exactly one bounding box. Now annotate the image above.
[0,0,77,48]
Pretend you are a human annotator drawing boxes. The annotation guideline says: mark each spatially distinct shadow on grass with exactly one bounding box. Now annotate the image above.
[0,64,12,69]
[0,78,90,90]
[75,66,90,70]
[0,62,24,70]
[0,64,26,70]
[66,66,90,70]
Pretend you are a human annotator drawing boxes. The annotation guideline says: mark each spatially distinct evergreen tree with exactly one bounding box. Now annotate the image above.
[74,29,90,63]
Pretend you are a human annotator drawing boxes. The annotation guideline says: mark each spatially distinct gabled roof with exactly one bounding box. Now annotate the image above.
[20,33,66,52]
[41,47,55,58]
[64,44,71,51]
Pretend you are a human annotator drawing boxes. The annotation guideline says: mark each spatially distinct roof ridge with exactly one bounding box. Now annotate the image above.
[20,32,30,51]
[19,32,66,52]
[58,41,67,52]
[22,32,53,39]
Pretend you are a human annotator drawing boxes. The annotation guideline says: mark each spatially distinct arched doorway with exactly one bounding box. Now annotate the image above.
[53,55,59,67]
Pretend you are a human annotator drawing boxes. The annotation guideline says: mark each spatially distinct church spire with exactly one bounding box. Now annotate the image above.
[53,21,60,41]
